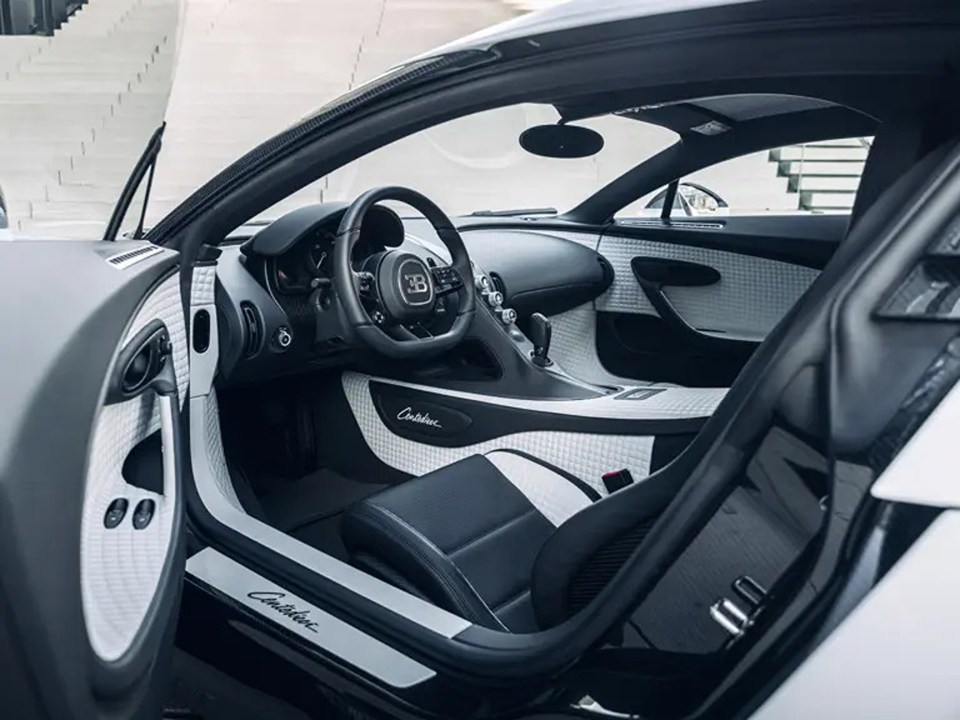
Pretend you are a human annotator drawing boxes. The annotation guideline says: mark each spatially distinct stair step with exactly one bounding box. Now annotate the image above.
[801,191,857,210]
[795,176,861,192]
[0,137,83,153]
[0,154,73,172]
[46,183,124,202]
[801,138,869,148]
[29,200,115,221]
[13,216,109,237]
[773,146,869,162]
[779,160,866,177]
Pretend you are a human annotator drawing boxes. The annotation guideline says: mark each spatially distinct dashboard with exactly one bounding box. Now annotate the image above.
[250,203,406,296]
[215,202,612,384]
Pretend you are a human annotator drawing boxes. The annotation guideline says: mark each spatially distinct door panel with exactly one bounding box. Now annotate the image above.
[596,231,820,341]
[0,240,186,719]
[586,216,842,385]
[596,312,757,387]
[81,273,187,663]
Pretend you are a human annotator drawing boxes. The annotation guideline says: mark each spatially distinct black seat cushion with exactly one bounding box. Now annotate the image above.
[341,451,597,632]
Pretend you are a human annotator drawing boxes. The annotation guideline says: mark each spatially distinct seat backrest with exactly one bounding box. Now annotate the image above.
[530,139,956,630]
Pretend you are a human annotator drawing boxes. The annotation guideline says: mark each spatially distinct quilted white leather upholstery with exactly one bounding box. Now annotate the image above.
[549,303,641,387]
[485,451,593,526]
[596,236,818,340]
[191,264,216,306]
[80,272,186,662]
[342,373,657,495]
[204,391,244,511]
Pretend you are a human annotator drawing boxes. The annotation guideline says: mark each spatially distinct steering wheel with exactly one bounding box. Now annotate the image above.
[333,186,476,358]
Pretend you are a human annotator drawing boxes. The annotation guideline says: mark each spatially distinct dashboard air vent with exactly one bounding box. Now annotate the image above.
[240,302,263,358]
[106,245,164,269]
[489,272,506,297]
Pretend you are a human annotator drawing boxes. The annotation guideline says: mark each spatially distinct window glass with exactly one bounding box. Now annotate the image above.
[255,104,677,220]
[621,137,871,218]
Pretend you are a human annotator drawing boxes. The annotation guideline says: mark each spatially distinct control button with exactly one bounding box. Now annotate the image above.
[477,275,491,290]
[132,499,156,530]
[500,308,518,325]
[103,498,129,529]
[486,290,503,307]
[432,266,462,289]
[357,271,375,295]
[274,326,293,349]
[371,310,386,325]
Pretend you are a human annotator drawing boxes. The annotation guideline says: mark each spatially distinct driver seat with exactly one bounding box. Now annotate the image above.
[341,450,676,632]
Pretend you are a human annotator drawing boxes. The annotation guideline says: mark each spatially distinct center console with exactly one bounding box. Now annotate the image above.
[379,256,620,401]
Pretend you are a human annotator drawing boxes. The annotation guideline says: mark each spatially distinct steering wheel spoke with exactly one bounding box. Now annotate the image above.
[431,265,464,297]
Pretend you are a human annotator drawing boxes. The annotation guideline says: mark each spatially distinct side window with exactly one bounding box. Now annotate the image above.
[624,136,870,218]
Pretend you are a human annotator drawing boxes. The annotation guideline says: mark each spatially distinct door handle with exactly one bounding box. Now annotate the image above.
[107,319,177,403]
[631,257,720,288]
[630,256,753,353]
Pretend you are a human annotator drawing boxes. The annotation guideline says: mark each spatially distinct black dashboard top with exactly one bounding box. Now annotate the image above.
[242,202,404,257]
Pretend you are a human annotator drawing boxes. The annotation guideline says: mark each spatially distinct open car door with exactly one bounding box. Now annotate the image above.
[0,127,186,719]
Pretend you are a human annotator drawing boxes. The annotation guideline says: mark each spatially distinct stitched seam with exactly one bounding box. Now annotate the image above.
[358,504,508,632]
[447,508,538,558]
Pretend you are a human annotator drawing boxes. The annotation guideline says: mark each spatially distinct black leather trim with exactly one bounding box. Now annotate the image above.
[341,453,598,633]
[488,449,602,503]
[446,508,539,557]
[369,380,708,448]
[351,552,431,601]
[530,466,684,629]
[343,502,508,631]
[650,434,697,474]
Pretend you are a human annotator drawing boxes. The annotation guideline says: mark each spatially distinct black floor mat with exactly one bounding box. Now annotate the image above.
[258,469,386,561]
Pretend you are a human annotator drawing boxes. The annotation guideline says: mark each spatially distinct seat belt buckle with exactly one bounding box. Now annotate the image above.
[601,469,634,493]
[709,575,769,639]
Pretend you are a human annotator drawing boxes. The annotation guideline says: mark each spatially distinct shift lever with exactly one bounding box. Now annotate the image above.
[530,313,553,367]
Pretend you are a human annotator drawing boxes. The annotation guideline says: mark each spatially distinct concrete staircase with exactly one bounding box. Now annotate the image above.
[149,0,513,225]
[770,138,868,213]
[0,0,179,238]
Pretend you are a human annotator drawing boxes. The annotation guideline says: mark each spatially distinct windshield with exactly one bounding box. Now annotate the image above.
[256,104,678,221]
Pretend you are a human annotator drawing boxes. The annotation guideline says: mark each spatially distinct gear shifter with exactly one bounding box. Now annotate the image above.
[530,312,553,367]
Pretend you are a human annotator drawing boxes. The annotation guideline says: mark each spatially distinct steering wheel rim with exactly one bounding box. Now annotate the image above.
[334,186,476,358]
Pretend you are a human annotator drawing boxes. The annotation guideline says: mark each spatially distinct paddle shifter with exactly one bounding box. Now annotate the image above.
[530,312,553,367]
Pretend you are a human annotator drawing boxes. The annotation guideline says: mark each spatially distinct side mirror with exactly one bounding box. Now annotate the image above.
[519,124,604,159]
[642,182,729,217]
[677,183,728,215]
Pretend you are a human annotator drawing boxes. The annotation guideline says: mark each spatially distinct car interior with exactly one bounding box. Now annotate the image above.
[2,5,959,719]
[173,65,960,714]
[201,92,866,633]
